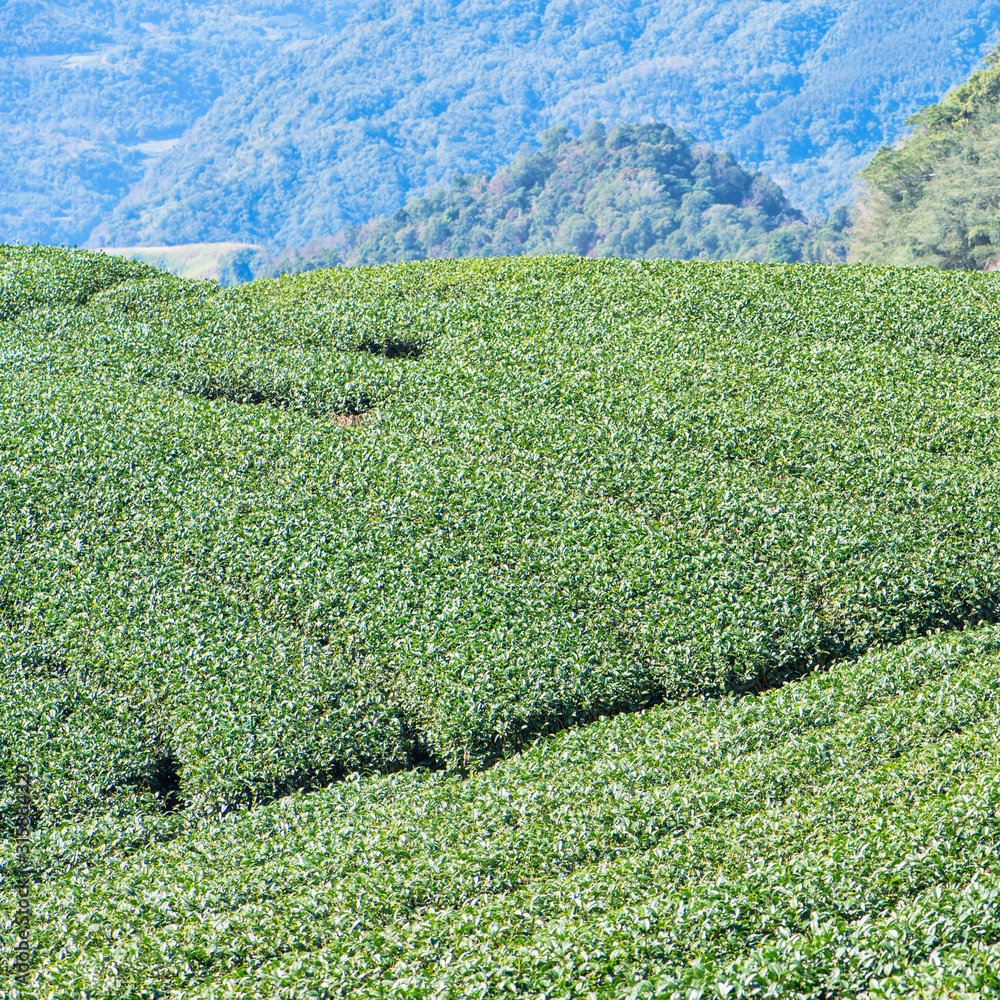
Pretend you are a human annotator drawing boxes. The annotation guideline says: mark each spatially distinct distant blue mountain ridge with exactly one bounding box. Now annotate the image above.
[3,0,1000,251]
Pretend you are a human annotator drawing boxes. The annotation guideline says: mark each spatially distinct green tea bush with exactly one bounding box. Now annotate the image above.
[8,624,1000,997]
[1,247,999,996]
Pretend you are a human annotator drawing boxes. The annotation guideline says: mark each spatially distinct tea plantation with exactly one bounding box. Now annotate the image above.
[1,244,999,998]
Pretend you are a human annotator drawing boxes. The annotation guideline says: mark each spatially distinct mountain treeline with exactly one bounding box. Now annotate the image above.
[314,122,851,269]
[0,0,361,248]
[3,0,999,252]
[851,45,1000,270]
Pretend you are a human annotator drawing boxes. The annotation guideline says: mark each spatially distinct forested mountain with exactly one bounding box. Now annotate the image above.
[98,122,851,282]
[0,0,361,249]
[4,0,1000,253]
[318,121,851,269]
[850,45,1000,270]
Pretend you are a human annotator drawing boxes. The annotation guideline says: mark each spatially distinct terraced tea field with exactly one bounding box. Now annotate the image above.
[1,244,998,997]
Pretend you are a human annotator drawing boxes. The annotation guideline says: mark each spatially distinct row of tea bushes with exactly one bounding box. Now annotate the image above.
[3,244,1000,994]
[3,247,999,835]
[7,623,999,996]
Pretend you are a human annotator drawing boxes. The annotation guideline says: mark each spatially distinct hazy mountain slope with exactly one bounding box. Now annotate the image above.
[850,45,1000,270]
[96,241,270,284]
[82,0,1000,250]
[4,0,1000,250]
[327,121,849,268]
[0,0,361,247]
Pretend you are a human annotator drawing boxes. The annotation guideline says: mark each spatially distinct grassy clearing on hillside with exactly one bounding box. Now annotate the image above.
[92,243,266,284]
[1,245,999,996]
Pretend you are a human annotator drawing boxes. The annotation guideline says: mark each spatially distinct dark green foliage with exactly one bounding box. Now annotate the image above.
[852,43,1000,269]
[331,122,834,267]
[2,245,1000,995]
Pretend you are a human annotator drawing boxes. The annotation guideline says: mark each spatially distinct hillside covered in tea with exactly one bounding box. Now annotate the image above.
[1,244,999,996]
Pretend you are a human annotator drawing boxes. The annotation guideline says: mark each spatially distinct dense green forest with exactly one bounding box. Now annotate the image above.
[3,0,1000,253]
[851,45,1000,270]
[99,122,853,280]
[306,122,853,269]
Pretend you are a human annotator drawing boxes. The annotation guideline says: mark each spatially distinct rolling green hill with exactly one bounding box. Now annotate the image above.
[4,0,1000,250]
[2,244,1000,995]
